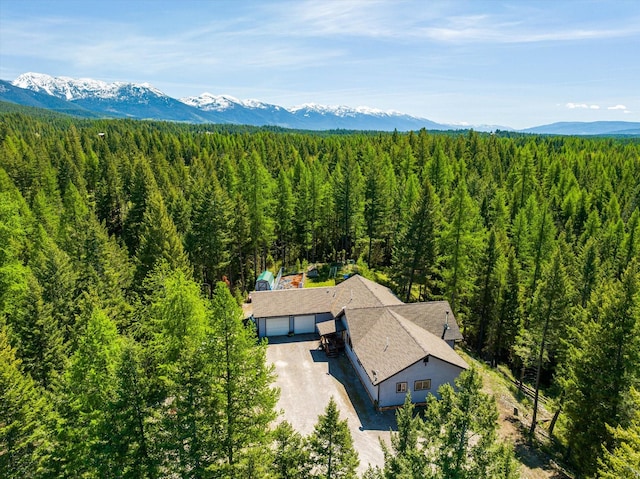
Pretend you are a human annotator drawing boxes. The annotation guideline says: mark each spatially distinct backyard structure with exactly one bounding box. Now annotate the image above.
[255,268,302,291]
[255,270,276,291]
[251,275,468,408]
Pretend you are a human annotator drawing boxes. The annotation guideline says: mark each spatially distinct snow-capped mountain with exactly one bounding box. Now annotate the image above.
[181,93,278,112]
[180,92,300,127]
[0,79,101,118]
[6,72,459,130]
[3,72,516,132]
[289,103,400,117]
[287,103,446,131]
[12,72,216,122]
[13,72,165,101]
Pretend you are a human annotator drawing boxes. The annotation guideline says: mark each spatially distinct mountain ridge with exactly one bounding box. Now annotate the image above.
[3,73,638,135]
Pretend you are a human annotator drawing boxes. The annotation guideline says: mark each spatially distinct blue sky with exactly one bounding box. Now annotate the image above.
[1,0,639,128]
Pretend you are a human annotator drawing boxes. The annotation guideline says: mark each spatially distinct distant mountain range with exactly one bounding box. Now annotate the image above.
[2,73,639,135]
[520,121,640,136]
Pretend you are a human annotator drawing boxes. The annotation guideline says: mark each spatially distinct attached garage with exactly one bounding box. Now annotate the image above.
[294,315,316,334]
[266,316,290,336]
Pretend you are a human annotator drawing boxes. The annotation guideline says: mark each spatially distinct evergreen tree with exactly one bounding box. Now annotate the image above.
[240,150,275,282]
[186,174,232,286]
[525,249,572,438]
[621,208,640,275]
[95,149,126,237]
[382,393,423,479]
[487,249,522,365]
[56,305,122,478]
[275,169,295,270]
[123,158,157,254]
[308,397,359,479]
[109,338,155,479]
[423,368,519,479]
[331,149,364,258]
[393,178,439,302]
[363,147,393,268]
[308,161,330,262]
[439,177,484,317]
[292,157,312,258]
[470,228,502,355]
[208,281,279,478]
[598,388,640,479]
[135,189,189,284]
[31,230,78,345]
[577,237,600,308]
[564,262,640,475]
[146,268,211,478]
[272,420,312,479]
[525,201,556,305]
[11,272,66,390]
[0,327,54,478]
[427,145,453,197]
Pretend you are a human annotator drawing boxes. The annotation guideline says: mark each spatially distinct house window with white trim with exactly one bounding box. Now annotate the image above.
[396,382,407,393]
[414,379,431,391]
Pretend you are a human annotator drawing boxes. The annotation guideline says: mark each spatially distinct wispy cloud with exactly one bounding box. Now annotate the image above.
[566,102,600,109]
[608,104,627,110]
[267,1,640,45]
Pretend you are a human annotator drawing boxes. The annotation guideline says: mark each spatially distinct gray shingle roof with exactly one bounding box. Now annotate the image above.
[251,275,402,318]
[251,287,334,317]
[386,302,463,342]
[317,319,346,337]
[345,307,468,385]
[330,275,403,316]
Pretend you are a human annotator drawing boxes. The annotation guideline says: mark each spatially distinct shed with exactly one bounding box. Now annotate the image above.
[255,270,275,291]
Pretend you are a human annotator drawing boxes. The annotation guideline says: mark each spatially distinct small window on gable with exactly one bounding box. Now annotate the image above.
[414,379,431,391]
[396,382,407,394]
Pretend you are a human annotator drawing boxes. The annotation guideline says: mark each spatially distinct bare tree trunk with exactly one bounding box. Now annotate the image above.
[548,391,564,437]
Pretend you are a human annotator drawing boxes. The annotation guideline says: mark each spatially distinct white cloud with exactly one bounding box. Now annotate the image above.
[566,103,601,110]
[608,104,627,110]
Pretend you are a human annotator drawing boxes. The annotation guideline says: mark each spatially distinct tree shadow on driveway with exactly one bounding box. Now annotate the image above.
[312,346,397,433]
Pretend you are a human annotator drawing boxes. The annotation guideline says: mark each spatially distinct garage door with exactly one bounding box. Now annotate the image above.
[266,316,290,336]
[294,315,316,334]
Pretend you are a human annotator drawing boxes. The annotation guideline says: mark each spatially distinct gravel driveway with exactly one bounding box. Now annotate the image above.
[266,334,397,472]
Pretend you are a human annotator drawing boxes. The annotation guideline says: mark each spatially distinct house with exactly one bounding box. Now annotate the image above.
[251,275,468,408]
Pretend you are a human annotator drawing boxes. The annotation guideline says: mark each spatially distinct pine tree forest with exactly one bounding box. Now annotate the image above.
[1,109,639,478]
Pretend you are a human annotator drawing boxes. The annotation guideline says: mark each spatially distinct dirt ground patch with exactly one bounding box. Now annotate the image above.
[266,335,396,473]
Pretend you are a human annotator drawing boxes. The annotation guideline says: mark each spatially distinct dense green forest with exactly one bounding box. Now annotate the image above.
[1,108,639,478]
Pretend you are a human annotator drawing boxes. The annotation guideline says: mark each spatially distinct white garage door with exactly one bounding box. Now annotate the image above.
[266,316,290,336]
[294,315,316,334]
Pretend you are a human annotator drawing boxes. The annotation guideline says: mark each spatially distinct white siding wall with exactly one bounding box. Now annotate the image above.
[378,356,465,408]
[345,344,379,405]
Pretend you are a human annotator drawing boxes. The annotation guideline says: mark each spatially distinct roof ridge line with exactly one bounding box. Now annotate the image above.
[388,309,427,352]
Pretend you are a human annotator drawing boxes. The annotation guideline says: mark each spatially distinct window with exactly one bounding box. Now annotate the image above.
[396,382,407,393]
[414,379,431,391]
